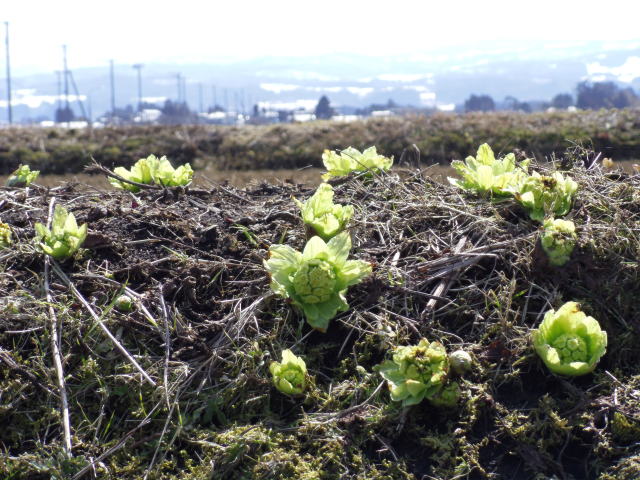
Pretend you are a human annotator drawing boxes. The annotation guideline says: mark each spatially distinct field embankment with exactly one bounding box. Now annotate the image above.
[1,153,639,479]
[1,109,639,175]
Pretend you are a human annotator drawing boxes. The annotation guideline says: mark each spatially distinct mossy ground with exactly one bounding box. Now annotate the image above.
[1,148,639,479]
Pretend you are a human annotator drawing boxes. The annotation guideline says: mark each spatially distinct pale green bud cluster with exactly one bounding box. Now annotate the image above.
[322,146,393,180]
[551,334,588,363]
[0,222,12,248]
[377,338,458,407]
[449,144,579,224]
[265,232,371,332]
[294,183,354,240]
[115,295,134,312]
[6,164,39,187]
[540,218,577,266]
[532,301,607,376]
[269,349,307,396]
[514,171,578,222]
[34,205,87,261]
[109,154,193,192]
[448,143,530,196]
[292,259,337,303]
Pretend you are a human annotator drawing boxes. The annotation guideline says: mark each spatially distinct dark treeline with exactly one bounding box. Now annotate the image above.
[464,81,640,113]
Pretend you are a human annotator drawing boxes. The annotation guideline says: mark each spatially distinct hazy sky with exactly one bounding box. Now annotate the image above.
[4,0,640,74]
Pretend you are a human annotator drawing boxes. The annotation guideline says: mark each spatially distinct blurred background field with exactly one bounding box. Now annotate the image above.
[1,109,639,186]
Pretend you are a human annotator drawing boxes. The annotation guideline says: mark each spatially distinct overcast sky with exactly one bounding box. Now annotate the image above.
[4,0,640,75]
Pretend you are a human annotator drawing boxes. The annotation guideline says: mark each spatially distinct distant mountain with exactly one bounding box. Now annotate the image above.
[1,40,639,123]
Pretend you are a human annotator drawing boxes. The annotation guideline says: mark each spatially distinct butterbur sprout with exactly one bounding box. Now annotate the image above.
[264,231,371,332]
[540,218,577,266]
[269,349,307,396]
[449,350,473,375]
[513,171,578,222]
[322,146,393,180]
[115,295,134,312]
[34,205,87,261]
[109,154,193,191]
[6,164,39,187]
[0,222,11,248]
[377,338,456,407]
[294,183,354,240]
[532,302,607,376]
[448,143,530,196]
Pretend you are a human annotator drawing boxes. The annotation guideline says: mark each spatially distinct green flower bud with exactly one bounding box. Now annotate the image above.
[115,295,134,312]
[269,349,307,396]
[264,232,371,332]
[449,350,472,374]
[540,218,577,266]
[0,223,12,249]
[293,259,337,303]
[514,171,578,222]
[294,183,354,240]
[377,338,452,406]
[532,301,607,376]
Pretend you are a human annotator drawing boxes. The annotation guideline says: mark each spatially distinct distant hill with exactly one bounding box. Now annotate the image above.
[1,40,639,123]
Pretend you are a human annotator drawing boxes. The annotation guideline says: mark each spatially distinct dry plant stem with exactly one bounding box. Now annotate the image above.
[44,197,73,456]
[157,283,172,408]
[51,262,157,387]
[423,235,468,315]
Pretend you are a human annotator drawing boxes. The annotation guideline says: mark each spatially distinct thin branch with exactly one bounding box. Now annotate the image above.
[44,197,73,456]
[52,262,157,387]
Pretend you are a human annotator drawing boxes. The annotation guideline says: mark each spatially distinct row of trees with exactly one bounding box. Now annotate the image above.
[465,81,639,113]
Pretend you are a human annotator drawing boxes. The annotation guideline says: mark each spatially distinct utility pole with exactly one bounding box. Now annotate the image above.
[211,85,216,110]
[175,73,181,102]
[109,60,116,121]
[62,45,70,114]
[133,63,143,111]
[198,83,203,113]
[55,71,62,111]
[5,21,12,125]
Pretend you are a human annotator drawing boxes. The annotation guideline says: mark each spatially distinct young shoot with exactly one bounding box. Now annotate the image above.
[269,349,307,396]
[532,301,607,376]
[294,183,354,240]
[377,338,458,407]
[322,146,393,180]
[264,231,371,332]
[0,222,12,248]
[513,171,578,222]
[109,154,193,191]
[540,218,577,266]
[6,164,40,187]
[448,143,530,196]
[34,205,87,261]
